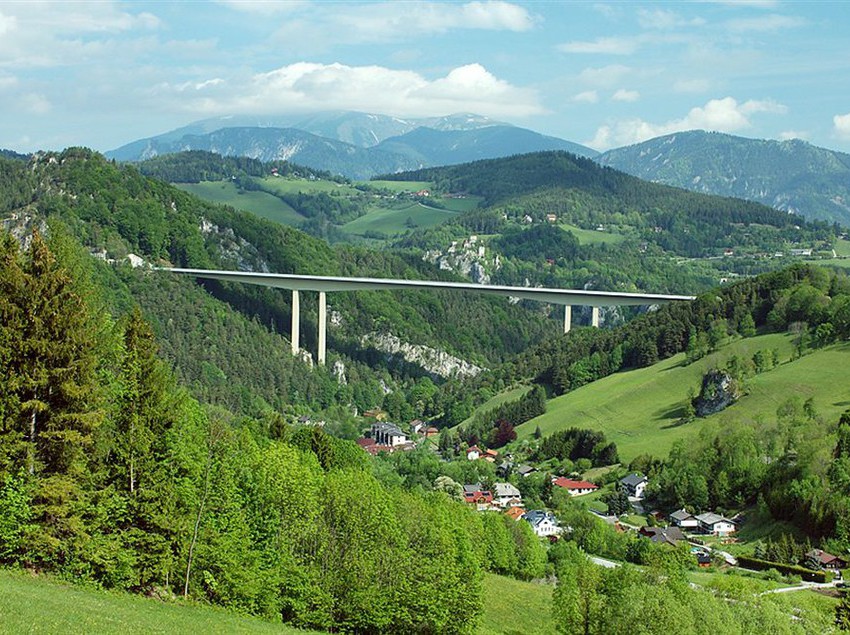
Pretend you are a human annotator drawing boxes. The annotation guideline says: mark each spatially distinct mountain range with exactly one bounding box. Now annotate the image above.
[598,130,850,226]
[106,111,598,179]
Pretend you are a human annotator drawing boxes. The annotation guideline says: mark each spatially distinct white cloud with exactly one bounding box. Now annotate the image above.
[637,8,705,30]
[578,65,631,88]
[21,93,51,115]
[274,1,535,48]
[158,62,544,120]
[559,36,639,55]
[586,96,787,149]
[573,90,599,104]
[726,14,805,32]
[835,113,850,141]
[612,89,639,102]
[778,130,809,141]
[709,0,778,7]
[215,0,309,14]
[0,74,17,91]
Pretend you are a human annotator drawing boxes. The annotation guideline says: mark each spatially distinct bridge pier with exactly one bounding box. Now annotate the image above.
[564,305,572,333]
[318,291,327,366]
[591,306,600,328]
[291,290,300,355]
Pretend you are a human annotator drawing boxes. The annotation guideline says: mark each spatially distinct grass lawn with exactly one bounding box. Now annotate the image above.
[176,182,305,226]
[0,568,310,634]
[516,333,850,462]
[342,201,460,236]
[559,223,628,246]
[818,258,850,269]
[478,573,554,635]
[834,238,850,257]
[256,176,363,196]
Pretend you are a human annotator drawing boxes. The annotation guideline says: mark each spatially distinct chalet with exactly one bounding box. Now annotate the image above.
[620,473,648,499]
[466,445,481,461]
[504,506,526,521]
[424,426,439,438]
[546,213,557,223]
[496,461,513,478]
[695,552,712,568]
[410,420,426,435]
[370,422,407,447]
[552,477,598,496]
[669,509,699,530]
[463,483,493,511]
[806,549,847,570]
[639,526,685,547]
[695,512,737,537]
[522,510,561,537]
[493,482,523,509]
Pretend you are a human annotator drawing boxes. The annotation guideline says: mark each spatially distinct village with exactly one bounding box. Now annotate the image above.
[354,417,847,583]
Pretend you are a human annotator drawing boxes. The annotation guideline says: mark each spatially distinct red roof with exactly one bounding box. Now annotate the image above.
[467,445,481,454]
[552,477,598,490]
[504,507,526,520]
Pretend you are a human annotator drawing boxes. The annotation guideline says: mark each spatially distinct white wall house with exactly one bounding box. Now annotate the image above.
[695,512,737,536]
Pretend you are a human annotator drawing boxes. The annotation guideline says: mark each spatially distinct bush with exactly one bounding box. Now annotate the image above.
[737,555,832,583]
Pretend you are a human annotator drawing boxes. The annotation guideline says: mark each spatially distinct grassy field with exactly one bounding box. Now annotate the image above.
[834,238,850,257]
[342,201,460,236]
[478,573,554,635]
[0,569,306,634]
[516,333,850,461]
[560,223,628,246]
[362,179,433,193]
[256,176,363,196]
[176,182,305,226]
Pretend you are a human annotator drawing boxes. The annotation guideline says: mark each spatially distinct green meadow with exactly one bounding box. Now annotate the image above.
[516,333,850,462]
[342,201,460,236]
[560,223,628,246]
[0,569,308,634]
[477,573,555,635]
[176,182,305,226]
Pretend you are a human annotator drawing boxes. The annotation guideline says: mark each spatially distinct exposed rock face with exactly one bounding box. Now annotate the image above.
[1,213,48,250]
[694,369,740,417]
[199,217,270,273]
[361,332,484,380]
[422,235,498,285]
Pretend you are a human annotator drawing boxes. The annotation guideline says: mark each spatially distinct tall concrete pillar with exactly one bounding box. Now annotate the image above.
[591,306,600,328]
[318,291,327,366]
[564,305,572,333]
[291,290,300,355]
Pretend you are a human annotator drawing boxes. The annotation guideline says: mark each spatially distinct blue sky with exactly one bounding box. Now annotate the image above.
[1,0,849,154]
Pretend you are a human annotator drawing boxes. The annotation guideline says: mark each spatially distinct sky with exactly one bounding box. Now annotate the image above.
[1,0,849,154]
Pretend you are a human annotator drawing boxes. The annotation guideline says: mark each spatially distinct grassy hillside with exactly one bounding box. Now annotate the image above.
[176,181,305,226]
[516,333,850,461]
[0,569,310,634]
[477,574,554,635]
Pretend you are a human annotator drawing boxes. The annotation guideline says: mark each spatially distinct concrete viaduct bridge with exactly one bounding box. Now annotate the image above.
[165,268,695,365]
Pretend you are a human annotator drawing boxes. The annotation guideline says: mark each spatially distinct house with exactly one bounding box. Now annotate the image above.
[695,552,712,568]
[496,461,513,478]
[466,445,481,461]
[415,189,430,197]
[669,509,700,530]
[639,526,685,547]
[806,549,847,570]
[410,420,426,435]
[620,473,648,499]
[493,482,523,509]
[516,464,537,478]
[356,438,392,456]
[463,483,493,511]
[424,426,439,438]
[504,506,526,521]
[482,449,499,463]
[552,477,598,496]
[522,510,561,537]
[545,213,557,223]
[695,512,737,536]
[370,422,407,447]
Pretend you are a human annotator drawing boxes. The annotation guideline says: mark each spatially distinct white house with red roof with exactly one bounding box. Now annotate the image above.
[552,477,598,496]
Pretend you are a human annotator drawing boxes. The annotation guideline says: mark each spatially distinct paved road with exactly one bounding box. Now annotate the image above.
[587,555,621,569]
[760,580,837,595]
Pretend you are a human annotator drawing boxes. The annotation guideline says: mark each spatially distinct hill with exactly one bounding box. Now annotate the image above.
[515,333,850,462]
[598,130,850,226]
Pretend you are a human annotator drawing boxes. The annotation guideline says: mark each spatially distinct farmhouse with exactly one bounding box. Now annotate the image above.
[620,473,648,499]
[466,445,481,461]
[695,512,737,537]
[552,477,598,496]
[639,526,686,547]
[463,484,493,511]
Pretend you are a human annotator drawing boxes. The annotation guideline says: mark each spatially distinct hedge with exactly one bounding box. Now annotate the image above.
[737,555,833,583]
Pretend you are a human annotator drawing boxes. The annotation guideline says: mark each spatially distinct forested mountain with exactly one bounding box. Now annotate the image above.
[598,130,850,226]
[0,149,557,419]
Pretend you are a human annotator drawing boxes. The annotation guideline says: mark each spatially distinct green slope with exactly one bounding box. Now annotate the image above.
[477,573,554,635]
[0,569,312,634]
[516,333,850,462]
[176,181,305,226]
